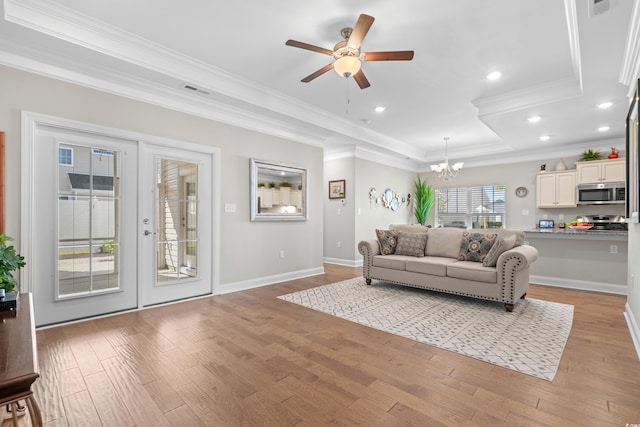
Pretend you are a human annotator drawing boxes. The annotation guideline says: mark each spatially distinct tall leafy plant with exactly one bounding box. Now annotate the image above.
[413,177,434,225]
[0,234,26,293]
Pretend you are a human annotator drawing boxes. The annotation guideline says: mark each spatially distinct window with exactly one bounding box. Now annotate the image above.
[436,185,506,229]
[59,147,73,166]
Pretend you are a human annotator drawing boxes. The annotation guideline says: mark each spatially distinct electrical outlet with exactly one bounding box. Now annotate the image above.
[543,214,548,220]
[337,208,341,215]
[337,241,342,248]
[522,209,529,216]
[279,250,285,259]
[610,245,618,254]
[558,214,564,220]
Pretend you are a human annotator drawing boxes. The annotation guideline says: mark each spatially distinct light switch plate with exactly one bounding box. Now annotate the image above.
[224,203,236,213]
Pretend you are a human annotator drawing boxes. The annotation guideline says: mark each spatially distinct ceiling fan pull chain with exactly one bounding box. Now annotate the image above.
[345,75,350,116]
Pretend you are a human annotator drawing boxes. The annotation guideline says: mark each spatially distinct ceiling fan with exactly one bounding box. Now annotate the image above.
[285,14,414,89]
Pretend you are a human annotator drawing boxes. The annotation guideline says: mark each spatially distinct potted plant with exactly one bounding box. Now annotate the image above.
[580,149,602,161]
[413,177,434,225]
[0,234,26,297]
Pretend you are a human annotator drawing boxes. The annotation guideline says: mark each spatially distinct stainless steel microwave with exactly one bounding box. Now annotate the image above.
[577,182,625,205]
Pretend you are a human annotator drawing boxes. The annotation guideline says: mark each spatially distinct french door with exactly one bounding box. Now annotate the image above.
[25,115,216,326]
[31,125,138,326]
[139,143,213,306]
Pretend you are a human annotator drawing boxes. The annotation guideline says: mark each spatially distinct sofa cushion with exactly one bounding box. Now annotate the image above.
[372,255,412,270]
[458,232,497,263]
[472,228,525,247]
[375,229,399,255]
[395,231,428,257]
[425,228,465,258]
[406,256,458,277]
[482,234,517,267]
[447,261,497,283]
[389,224,429,234]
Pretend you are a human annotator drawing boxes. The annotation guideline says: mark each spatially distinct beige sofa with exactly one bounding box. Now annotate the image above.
[358,224,538,311]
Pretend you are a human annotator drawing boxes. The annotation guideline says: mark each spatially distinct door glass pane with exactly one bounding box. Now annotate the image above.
[156,158,199,283]
[58,144,120,297]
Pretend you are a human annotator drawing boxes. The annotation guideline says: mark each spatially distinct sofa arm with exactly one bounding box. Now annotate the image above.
[358,240,380,278]
[358,240,380,258]
[497,244,538,271]
[497,244,538,304]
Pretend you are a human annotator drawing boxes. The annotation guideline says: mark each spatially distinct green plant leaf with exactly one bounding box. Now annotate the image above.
[413,177,434,225]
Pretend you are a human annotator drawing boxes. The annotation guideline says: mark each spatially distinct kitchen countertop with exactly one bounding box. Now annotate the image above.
[525,228,628,241]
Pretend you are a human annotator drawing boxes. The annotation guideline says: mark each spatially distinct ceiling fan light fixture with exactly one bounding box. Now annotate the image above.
[334,56,361,78]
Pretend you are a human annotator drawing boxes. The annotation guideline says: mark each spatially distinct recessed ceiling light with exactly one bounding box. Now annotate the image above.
[528,116,541,123]
[374,106,386,113]
[539,135,551,141]
[598,126,610,132]
[597,101,613,109]
[487,71,502,80]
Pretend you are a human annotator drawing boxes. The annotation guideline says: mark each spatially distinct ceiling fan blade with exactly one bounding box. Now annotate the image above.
[347,14,375,49]
[353,69,371,89]
[285,39,334,56]
[301,63,334,82]
[364,50,415,61]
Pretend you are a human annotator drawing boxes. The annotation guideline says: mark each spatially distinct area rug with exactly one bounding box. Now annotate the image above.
[278,278,574,381]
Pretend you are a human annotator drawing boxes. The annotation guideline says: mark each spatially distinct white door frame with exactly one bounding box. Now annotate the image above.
[20,111,220,308]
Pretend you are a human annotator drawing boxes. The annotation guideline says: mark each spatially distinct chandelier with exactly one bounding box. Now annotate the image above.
[430,137,464,181]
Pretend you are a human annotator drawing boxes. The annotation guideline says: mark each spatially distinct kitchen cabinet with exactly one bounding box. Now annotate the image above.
[536,170,577,208]
[576,159,625,184]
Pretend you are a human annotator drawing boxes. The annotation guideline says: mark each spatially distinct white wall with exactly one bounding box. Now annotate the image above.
[0,65,324,290]
[323,156,418,265]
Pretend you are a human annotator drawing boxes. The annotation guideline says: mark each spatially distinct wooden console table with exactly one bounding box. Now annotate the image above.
[0,293,43,426]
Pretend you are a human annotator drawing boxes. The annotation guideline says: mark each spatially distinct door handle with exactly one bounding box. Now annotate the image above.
[144,230,156,236]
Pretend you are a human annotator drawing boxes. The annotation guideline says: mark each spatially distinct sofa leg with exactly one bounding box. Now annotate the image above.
[365,279,372,285]
[521,293,527,299]
[504,303,514,312]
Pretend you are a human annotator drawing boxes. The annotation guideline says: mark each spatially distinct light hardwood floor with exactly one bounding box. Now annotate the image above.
[6,264,640,426]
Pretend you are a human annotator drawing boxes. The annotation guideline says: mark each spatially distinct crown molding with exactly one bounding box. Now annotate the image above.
[619,0,640,98]
[473,77,582,122]
[3,0,426,161]
[564,0,583,93]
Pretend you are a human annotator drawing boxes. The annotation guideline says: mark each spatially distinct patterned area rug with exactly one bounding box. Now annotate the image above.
[278,278,574,381]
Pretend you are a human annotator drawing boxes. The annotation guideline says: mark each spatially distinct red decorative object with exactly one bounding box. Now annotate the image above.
[608,147,619,159]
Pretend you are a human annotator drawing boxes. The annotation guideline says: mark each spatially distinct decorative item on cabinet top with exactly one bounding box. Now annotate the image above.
[555,159,567,171]
[369,187,409,211]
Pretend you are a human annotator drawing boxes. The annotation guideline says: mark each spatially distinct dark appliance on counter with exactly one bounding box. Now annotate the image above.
[575,215,628,231]
[577,182,625,205]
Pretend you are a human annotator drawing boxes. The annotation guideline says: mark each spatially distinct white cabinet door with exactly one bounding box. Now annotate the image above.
[536,174,558,208]
[602,160,625,182]
[556,172,577,206]
[536,171,576,208]
[576,159,625,183]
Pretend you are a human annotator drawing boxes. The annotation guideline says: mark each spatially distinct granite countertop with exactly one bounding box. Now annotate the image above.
[525,228,628,241]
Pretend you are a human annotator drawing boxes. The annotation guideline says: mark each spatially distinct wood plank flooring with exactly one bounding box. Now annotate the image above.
[4,264,640,426]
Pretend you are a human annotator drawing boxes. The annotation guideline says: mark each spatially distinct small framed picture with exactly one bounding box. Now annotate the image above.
[329,179,345,199]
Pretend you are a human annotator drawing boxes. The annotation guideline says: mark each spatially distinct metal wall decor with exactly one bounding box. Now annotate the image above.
[369,187,409,211]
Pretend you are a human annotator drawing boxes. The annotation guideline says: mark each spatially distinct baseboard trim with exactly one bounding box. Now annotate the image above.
[529,275,628,295]
[323,257,363,267]
[219,267,325,294]
[624,303,640,361]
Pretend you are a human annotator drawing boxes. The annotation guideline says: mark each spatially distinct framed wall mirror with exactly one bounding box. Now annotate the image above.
[250,159,307,221]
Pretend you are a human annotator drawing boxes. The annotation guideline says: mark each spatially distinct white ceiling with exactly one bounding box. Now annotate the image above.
[0,0,638,170]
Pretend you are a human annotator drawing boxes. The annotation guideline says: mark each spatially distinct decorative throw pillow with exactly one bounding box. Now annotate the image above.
[395,231,428,257]
[458,232,498,263]
[482,234,517,267]
[376,229,399,255]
